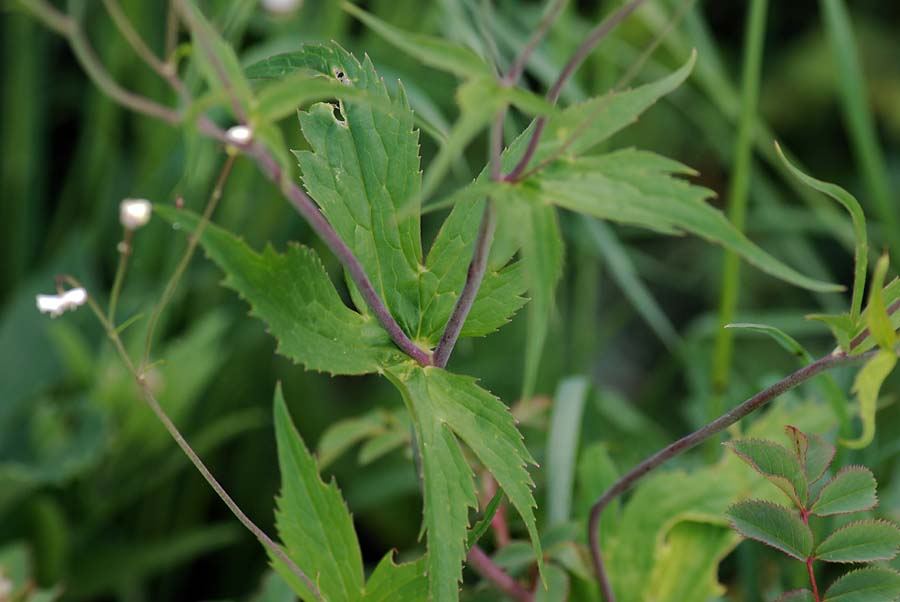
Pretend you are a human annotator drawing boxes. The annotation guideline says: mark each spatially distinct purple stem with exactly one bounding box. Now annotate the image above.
[504,0,649,182]
[503,0,568,86]
[467,546,533,602]
[587,347,877,601]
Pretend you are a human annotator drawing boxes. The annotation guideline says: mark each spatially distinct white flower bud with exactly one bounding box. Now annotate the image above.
[261,0,302,14]
[36,287,88,318]
[225,125,253,145]
[119,198,153,230]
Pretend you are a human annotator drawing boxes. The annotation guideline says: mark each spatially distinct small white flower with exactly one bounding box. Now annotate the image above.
[261,0,302,14]
[36,287,88,318]
[225,125,253,145]
[119,198,153,230]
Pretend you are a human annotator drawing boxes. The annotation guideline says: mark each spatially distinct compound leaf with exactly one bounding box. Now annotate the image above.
[155,205,399,375]
[785,426,836,484]
[810,466,878,517]
[725,500,813,561]
[272,385,364,601]
[815,520,900,563]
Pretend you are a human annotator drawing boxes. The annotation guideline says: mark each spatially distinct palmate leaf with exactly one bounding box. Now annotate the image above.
[810,466,878,517]
[363,553,428,601]
[535,150,841,293]
[386,363,540,601]
[724,438,808,506]
[823,567,900,602]
[271,386,364,601]
[725,500,813,561]
[815,520,900,563]
[155,205,400,375]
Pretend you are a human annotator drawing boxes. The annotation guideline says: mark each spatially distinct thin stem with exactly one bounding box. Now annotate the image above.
[165,0,178,61]
[710,0,768,421]
[503,0,568,86]
[800,508,820,601]
[143,153,236,367]
[63,277,322,600]
[467,545,533,602]
[432,109,505,368]
[587,348,877,601]
[101,0,174,86]
[107,228,133,323]
[248,140,433,367]
[504,0,648,181]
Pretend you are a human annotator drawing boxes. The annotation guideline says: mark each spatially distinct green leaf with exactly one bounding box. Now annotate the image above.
[776,143,868,321]
[362,553,427,602]
[272,385,364,601]
[725,500,813,560]
[342,3,491,78]
[386,363,540,600]
[865,253,897,350]
[841,349,897,449]
[725,323,813,363]
[416,196,527,344]
[843,278,900,355]
[815,520,900,563]
[534,563,569,602]
[291,44,423,333]
[536,150,841,293]
[776,590,816,602]
[810,466,878,517]
[494,190,564,398]
[546,377,589,525]
[178,0,253,111]
[467,490,504,549]
[253,72,394,123]
[317,410,386,470]
[725,438,808,506]
[785,426,835,484]
[155,205,400,375]
[503,53,697,174]
[808,312,857,352]
[645,521,736,602]
[823,567,900,602]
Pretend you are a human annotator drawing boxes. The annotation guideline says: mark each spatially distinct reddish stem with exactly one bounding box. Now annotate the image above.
[800,508,820,601]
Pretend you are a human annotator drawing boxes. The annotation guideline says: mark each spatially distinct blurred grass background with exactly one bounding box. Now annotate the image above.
[1,0,899,600]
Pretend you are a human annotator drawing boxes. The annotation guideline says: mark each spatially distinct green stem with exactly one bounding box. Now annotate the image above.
[710,0,768,408]
[107,228,132,324]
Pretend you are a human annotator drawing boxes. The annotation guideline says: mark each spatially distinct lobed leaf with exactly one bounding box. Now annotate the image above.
[810,466,878,517]
[815,520,900,563]
[725,438,808,506]
[292,43,424,333]
[823,567,900,602]
[725,500,813,560]
[155,205,400,375]
[386,363,540,600]
[271,385,364,601]
[537,150,841,293]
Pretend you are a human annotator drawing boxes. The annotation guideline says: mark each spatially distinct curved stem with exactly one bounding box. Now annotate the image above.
[503,0,567,86]
[467,545,533,602]
[64,277,322,600]
[587,348,875,601]
[107,228,133,323]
